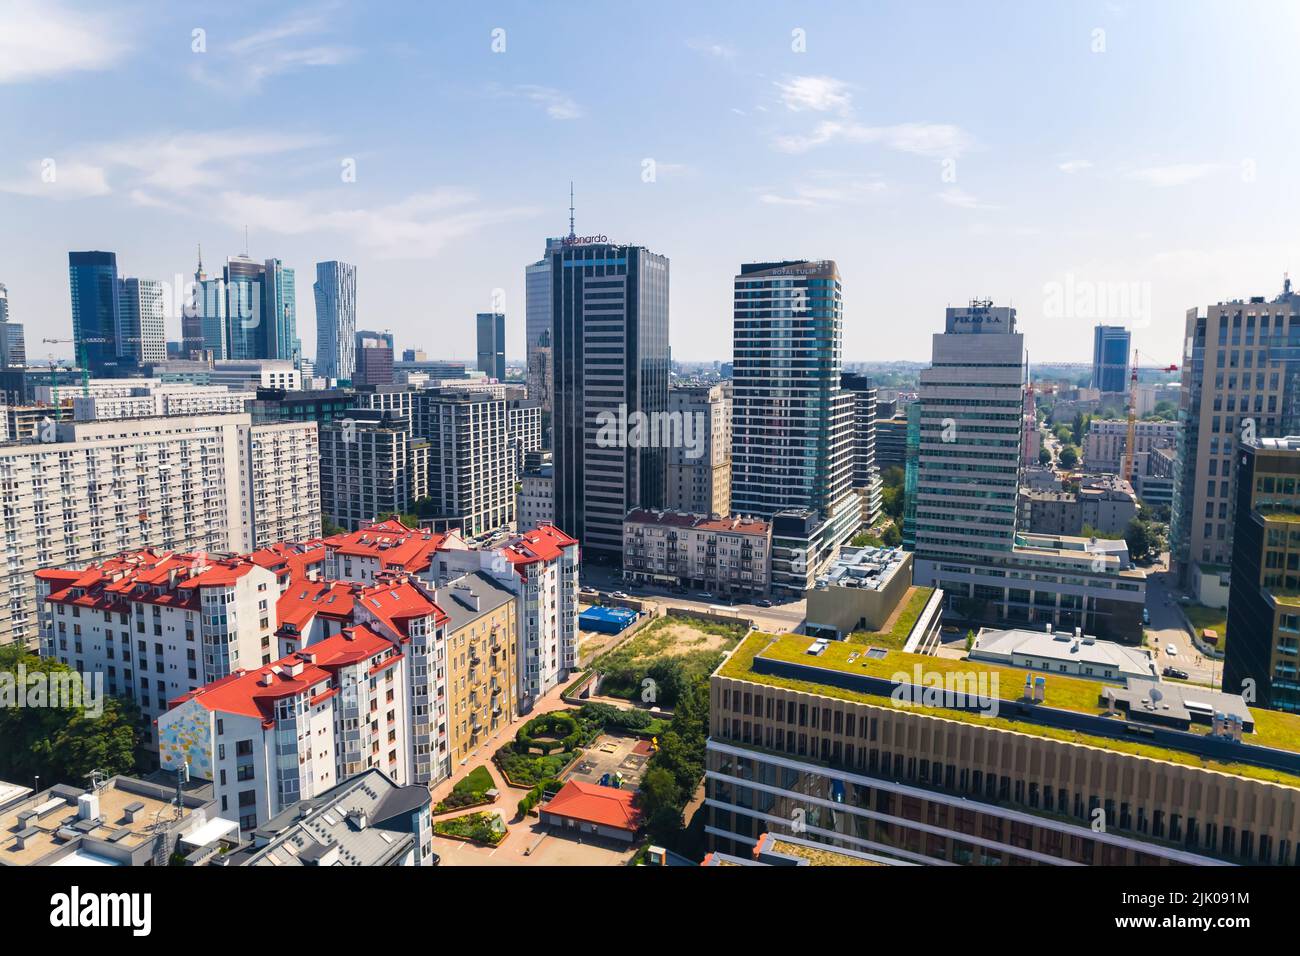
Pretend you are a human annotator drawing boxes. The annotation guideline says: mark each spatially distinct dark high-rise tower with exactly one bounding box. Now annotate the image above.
[476,311,506,381]
[551,238,669,557]
[68,251,122,374]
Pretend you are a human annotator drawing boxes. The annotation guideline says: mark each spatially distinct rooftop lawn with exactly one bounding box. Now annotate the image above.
[846,586,935,650]
[1183,603,1227,642]
[715,632,1300,789]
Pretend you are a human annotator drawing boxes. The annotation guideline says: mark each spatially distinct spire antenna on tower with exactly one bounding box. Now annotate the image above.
[568,182,575,239]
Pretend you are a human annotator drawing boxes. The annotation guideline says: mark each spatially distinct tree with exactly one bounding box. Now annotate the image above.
[322,516,346,537]
[1038,448,1052,465]
[881,522,902,547]
[1059,445,1079,469]
[635,767,684,844]
[0,647,142,787]
[1071,411,1086,445]
[1124,518,1156,559]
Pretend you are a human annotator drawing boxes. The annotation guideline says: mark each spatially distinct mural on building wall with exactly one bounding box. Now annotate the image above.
[157,697,213,780]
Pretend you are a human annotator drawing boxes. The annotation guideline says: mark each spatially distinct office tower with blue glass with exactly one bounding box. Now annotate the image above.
[314,260,357,383]
[68,251,122,374]
[551,238,669,558]
[730,260,857,592]
[477,311,506,381]
[223,255,297,362]
[1092,324,1131,393]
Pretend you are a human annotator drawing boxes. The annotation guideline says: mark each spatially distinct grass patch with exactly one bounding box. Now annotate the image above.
[1183,603,1227,645]
[592,614,748,707]
[433,811,507,846]
[716,632,1300,789]
[846,586,935,650]
[435,765,498,812]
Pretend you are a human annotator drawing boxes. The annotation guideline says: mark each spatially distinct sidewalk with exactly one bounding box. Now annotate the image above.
[428,680,574,809]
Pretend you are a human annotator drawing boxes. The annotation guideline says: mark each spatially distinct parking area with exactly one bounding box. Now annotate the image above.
[563,733,652,790]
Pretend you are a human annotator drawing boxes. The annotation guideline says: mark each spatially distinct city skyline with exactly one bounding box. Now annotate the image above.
[5,1,1300,368]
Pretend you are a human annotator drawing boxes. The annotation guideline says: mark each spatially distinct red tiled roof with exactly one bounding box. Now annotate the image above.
[543,780,641,832]
[323,521,454,572]
[249,540,326,580]
[276,580,357,632]
[501,524,578,568]
[172,625,397,722]
[356,578,447,639]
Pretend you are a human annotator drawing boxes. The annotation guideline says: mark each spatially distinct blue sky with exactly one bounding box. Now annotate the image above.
[2,0,1299,366]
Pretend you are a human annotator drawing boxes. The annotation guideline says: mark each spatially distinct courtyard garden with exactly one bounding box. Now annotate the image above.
[434,765,495,814]
[432,811,507,847]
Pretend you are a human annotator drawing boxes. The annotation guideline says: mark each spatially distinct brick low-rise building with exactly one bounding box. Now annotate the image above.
[622,509,771,598]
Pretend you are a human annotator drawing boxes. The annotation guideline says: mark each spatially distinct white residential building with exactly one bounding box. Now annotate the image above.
[3,413,319,646]
[37,550,283,747]
[428,524,579,710]
[517,463,554,532]
[157,575,452,832]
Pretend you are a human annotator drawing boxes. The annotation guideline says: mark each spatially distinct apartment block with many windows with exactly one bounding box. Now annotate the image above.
[3,413,318,646]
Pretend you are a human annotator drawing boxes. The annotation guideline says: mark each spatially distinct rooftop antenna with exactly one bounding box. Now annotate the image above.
[195,243,205,282]
[244,225,249,257]
[568,181,575,239]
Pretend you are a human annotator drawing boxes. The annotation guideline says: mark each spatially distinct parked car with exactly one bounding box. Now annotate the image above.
[1165,643,1178,656]
[579,585,598,595]
[1163,666,1189,680]
[611,590,630,599]
[755,598,773,608]
[698,592,714,600]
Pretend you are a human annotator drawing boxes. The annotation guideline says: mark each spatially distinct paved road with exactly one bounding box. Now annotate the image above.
[580,564,805,633]
[1143,565,1222,689]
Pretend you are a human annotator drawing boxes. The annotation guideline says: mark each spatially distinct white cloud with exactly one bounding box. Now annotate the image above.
[510,85,583,120]
[760,179,887,208]
[687,38,737,59]
[1058,159,1093,174]
[0,0,130,84]
[96,130,327,193]
[190,4,357,93]
[936,188,997,210]
[0,128,321,203]
[0,159,110,199]
[213,188,540,259]
[776,75,854,114]
[1127,163,1219,187]
[775,120,972,158]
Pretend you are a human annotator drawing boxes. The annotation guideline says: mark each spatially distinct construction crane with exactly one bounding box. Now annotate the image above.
[1125,350,1180,484]
[40,336,108,401]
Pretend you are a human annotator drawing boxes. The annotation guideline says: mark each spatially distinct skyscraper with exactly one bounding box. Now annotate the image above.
[913,300,1145,639]
[913,301,1023,566]
[551,237,669,558]
[731,261,856,544]
[68,251,122,374]
[313,260,357,382]
[0,283,26,369]
[116,277,167,367]
[840,372,883,527]
[477,311,506,381]
[1171,279,1300,586]
[223,255,297,362]
[182,249,228,359]
[1092,324,1131,393]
